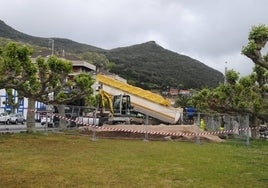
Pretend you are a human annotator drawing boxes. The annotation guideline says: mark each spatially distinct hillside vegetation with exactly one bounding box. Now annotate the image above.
[0,20,224,89]
[0,20,103,53]
[105,41,224,89]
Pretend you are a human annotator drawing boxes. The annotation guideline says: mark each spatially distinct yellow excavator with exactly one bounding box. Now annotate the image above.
[75,87,143,126]
[98,88,140,125]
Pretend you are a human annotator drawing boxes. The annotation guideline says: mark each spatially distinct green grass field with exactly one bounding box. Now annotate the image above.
[0,132,267,188]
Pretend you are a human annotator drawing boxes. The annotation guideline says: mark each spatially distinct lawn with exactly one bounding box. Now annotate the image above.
[0,132,267,188]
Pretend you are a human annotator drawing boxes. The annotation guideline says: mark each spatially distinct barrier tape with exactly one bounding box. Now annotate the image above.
[31,109,263,138]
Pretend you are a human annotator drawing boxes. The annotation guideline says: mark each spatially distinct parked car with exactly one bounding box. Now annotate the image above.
[10,113,25,124]
[0,112,11,124]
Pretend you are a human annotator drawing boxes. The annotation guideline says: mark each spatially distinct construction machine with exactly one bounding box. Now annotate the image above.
[98,88,143,125]
[76,74,182,126]
[96,74,183,125]
[76,88,143,126]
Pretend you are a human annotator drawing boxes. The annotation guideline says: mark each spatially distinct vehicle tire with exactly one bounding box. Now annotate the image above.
[6,119,10,125]
[21,120,24,125]
[15,120,18,124]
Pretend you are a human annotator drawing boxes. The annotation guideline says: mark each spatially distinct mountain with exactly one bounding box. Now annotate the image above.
[105,41,224,89]
[0,20,103,53]
[0,20,224,89]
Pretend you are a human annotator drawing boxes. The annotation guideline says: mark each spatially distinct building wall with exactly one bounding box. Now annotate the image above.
[0,89,46,118]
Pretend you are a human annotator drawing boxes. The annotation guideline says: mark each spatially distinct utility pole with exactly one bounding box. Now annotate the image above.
[48,39,54,56]
[224,61,227,84]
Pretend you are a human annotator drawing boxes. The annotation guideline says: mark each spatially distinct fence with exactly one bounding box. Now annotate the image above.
[38,105,267,144]
[191,113,256,145]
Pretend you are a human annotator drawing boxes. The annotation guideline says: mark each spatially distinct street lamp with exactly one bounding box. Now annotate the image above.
[224,61,228,84]
[48,39,54,56]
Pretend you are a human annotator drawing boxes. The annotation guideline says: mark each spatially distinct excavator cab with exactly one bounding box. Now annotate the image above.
[113,95,131,116]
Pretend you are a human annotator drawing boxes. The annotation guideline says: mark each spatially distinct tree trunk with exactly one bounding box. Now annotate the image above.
[26,98,36,133]
[251,115,258,138]
[57,104,67,130]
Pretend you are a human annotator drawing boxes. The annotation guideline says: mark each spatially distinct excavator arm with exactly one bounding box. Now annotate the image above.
[99,88,114,115]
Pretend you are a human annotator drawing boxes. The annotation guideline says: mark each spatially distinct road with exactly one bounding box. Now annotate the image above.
[0,123,58,133]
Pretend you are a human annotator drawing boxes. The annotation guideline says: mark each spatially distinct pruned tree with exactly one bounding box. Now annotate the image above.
[0,42,94,132]
[191,24,268,124]
[241,24,268,122]
[192,70,262,114]
[242,24,268,69]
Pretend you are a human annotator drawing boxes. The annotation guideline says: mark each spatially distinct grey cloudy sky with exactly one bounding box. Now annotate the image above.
[1,0,268,76]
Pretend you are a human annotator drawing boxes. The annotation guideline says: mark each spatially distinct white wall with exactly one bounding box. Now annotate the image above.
[0,89,46,119]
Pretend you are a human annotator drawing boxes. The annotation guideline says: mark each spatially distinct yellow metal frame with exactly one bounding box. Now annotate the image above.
[96,74,170,106]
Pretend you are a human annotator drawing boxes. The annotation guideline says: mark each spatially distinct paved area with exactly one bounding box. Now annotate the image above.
[0,123,55,133]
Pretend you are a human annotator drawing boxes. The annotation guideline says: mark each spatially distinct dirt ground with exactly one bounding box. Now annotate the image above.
[79,124,223,142]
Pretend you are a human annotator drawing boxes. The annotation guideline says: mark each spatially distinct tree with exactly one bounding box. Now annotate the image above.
[242,24,268,120]
[174,94,192,109]
[242,24,268,69]
[191,24,268,125]
[106,61,116,72]
[192,68,267,123]
[81,52,109,72]
[0,42,94,132]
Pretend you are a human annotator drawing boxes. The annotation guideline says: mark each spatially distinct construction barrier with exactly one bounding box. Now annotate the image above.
[34,110,262,138]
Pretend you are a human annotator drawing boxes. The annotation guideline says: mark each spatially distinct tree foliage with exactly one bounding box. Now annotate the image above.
[192,69,263,117]
[242,24,268,69]
[0,42,94,132]
[174,94,193,108]
[192,24,268,124]
[81,52,109,71]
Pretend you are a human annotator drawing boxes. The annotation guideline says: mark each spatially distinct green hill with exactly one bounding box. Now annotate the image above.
[0,19,224,89]
[106,41,224,89]
[0,20,103,53]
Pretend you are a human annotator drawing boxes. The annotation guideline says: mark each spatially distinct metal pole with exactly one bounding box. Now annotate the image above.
[49,39,54,55]
[144,114,149,142]
[196,112,200,144]
[44,111,48,135]
[92,128,97,141]
[91,108,97,141]
[224,61,227,85]
[246,114,250,146]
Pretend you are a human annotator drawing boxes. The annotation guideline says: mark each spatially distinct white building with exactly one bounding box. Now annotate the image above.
[0,89,45,116]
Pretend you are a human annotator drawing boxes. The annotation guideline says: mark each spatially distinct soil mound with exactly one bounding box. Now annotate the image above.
[79,124,223,142]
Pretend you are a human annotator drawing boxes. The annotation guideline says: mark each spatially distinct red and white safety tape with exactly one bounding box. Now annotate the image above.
[32,110,260,137]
